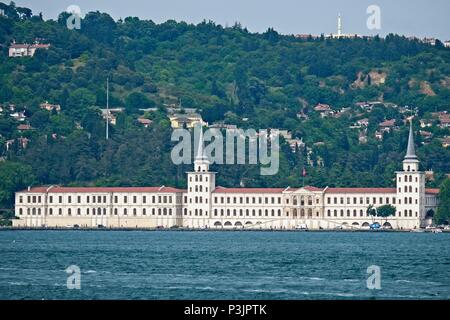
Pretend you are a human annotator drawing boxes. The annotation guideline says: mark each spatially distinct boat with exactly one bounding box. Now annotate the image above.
[295,224,308,231]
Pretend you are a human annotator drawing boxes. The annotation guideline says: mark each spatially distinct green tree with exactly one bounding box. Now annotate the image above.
[376,204,396,224]
[367,204,377,222]
[0,161,36,207]
[435,179,450,224]
[125,92,154,113]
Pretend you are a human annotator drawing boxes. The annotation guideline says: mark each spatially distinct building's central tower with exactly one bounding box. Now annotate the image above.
[396,121,425,229]
[185,127,216,228]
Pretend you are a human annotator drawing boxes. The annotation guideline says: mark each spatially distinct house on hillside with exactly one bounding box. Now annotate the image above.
[168,113,207,129]
[100,108,124,126]
[314,103,333,118]
[40,101,61,113]
[441,136,450,148]
[438,113,450,128]
[17,124,34,132]
[10,111,26,122]
[9,42,50,57]
[379,119,397,133]
[137,118,153,128]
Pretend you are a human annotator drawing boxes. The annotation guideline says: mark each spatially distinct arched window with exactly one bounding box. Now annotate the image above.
[133,208,137,216]
[68,208,72,216]
[114,208,118,215]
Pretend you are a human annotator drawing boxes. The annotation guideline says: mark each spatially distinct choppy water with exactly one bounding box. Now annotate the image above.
[0,230,449,300]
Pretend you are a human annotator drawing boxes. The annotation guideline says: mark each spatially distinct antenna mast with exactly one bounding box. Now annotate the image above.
[106,77,109,140]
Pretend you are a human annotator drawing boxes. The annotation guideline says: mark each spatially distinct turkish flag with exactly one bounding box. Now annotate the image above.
[302,167,307,177]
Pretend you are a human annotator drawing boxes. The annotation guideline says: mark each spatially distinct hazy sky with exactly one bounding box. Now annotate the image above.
[12,0,450,40]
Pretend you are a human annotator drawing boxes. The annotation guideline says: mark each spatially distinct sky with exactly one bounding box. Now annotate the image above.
[11,0,450,40]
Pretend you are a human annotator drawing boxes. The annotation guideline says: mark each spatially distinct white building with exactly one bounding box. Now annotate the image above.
[13,124,439,230]
[9,43,50,57]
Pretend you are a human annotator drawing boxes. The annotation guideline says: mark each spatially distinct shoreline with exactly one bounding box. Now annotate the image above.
[0,226,448,233]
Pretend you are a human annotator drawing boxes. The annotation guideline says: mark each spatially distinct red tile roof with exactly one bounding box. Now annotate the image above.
[425,188,439,194]
[213,187,285,194]
[379,119,396,127]
[326,188,397,194]
[314,103,332,112]
[21,186,185,193]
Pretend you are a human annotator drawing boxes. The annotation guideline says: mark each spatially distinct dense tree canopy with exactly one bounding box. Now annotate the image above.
[0,2,449,208]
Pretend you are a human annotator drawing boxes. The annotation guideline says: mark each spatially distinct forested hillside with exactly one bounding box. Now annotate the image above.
[0,2,449,208]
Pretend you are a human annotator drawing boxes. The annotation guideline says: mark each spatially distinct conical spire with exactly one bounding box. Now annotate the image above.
[195,125,208,162]
[405,120,417,160]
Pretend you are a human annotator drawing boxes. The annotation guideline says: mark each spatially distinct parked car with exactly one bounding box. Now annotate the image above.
[295,224,308,231]
[370,223,381,230]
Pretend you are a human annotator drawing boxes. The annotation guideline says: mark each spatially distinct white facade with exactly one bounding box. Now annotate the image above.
[13,125,439,230]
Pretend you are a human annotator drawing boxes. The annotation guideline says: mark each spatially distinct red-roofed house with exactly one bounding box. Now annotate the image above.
[314,103,333,118]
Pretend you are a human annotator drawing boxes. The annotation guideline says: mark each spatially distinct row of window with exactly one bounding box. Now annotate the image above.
[189,175,209,182]
[326,209,418,218]
[189,185,209,193]
[211,208,284,217]
[399,186,419,193]
[399,175,419,183]
[18,207,174,216]
[292,197,319,206]
[213,196,282,205]
[327,196,396,206]
[19,195,174,205]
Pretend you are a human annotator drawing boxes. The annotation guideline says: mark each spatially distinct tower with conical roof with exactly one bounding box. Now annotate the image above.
[185,125,216,228]
[396,120,425,229]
